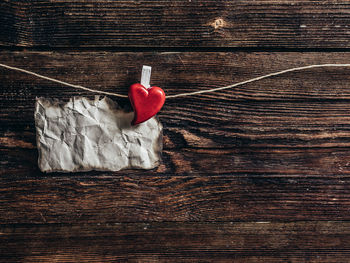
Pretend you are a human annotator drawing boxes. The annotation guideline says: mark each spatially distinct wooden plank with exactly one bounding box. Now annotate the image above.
[0,175,349,223]
[2,1,350,48]
[4,141,350,176]
[2,51,350,223]
[2,51,350,175]
[1,222,350,262]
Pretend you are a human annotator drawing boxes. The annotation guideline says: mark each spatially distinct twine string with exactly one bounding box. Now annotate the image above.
[1,63,350,99]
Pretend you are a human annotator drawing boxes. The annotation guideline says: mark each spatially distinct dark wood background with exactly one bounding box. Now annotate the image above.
[1,1,350,262]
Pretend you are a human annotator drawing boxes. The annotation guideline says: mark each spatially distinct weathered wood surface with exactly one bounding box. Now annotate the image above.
[2,51,350,261]
[2,0,350,48]
[1,0,350,257]
[0,175,349,223]
[2,52,350,228]
[1,222,350,262]
[3,51,350,174]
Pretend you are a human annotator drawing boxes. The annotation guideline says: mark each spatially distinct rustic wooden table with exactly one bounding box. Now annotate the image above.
[1,1,350,262]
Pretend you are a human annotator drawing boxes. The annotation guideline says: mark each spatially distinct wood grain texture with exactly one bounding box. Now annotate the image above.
[2,1,350,262]
[3,51,350,175]
[0,175,349,223]
[2,1,350,48]
[1,51,350,225]
[2,50,350,261]
[1,222,350,262]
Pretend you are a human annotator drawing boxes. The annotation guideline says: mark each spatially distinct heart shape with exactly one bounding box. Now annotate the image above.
[128,83,166,125]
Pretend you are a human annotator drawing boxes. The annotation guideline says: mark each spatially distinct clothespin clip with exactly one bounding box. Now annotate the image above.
[128,65,166,125]
[140,65,152,89]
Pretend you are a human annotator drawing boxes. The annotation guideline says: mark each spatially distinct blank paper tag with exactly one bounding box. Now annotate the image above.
[35,96,163,173]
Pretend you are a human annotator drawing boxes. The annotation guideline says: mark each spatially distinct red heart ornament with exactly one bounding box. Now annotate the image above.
[128,83,166,125]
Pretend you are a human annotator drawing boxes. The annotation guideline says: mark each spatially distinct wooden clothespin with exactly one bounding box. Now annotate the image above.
[128,65,166,125]
[140,65,152,89]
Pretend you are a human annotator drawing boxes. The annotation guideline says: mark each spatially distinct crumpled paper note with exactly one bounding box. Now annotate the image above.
[35,96,163,173]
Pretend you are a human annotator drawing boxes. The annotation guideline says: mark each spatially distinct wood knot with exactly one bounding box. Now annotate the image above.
[211,18,225,29]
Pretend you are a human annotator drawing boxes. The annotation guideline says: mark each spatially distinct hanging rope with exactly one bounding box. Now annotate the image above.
[1,63,349,99]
